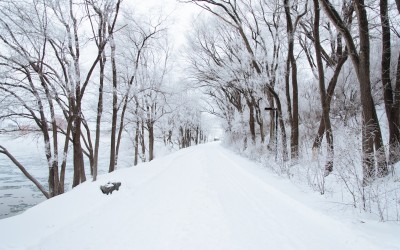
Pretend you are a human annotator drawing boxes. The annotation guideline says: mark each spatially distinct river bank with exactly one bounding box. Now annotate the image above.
[0,133,139,219]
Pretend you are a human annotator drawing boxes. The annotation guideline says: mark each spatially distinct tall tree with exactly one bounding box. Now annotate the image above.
[114,13,167,168]
[320,0,387,183]
[379,0,400,165]
[312,0,333,174]
[85,0,122,181]
[283,0,307,161]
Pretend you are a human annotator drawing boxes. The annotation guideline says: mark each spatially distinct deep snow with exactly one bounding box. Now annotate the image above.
[0,142,398,250]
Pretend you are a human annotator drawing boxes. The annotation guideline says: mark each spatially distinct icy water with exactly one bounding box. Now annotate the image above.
[0,134,135,219]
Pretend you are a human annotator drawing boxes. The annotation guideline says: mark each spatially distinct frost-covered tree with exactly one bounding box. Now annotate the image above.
[185,0,399,185]
[0,0,121,196]
[319,0,388,183]
[185,0,289,159]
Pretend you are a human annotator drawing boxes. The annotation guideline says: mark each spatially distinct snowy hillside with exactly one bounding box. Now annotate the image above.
[0,142,398,250]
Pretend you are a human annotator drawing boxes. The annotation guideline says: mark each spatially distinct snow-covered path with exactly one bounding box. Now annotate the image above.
[0,143,398,250]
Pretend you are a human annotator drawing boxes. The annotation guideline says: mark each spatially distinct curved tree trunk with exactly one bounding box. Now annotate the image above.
[312,51,348,150]
[320,0,387,184]
[284,0,302,161]
[0,146,50,199]
[313,0,334,175]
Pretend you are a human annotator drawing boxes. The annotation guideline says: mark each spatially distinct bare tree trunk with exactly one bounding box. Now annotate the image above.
[134,119,140,166]
[320,0,387,184]
[284,56,293,128]
[394,52,400,161]
[313,0,334,174]
[187,129,192,147]
[355,0,387,179]
[35,65,60,196]
[72,109,86,187]
[60,117,73,193]
[69,0,88,187]
[247,100,256,143]
[380,0,400,165]
[312,51,348,150]
[253,97,265,144]
[115,93,130,167]
[109,34,118,173]
[291,60,299,161]
[284,0,303,161]
[390,0,400,166]
[195,126,199,145]
[266,87,289,161]
[396,0,400,14]
[179,126,184,149]
[27,65,58,195]
[93,55,105,181]
[277,101,289,162]
[141,121,146,162]
[266,91,275,148]
[86,0,121,179]
[106,1,122,173]
[148,122,155,161]
[49,106,60,196]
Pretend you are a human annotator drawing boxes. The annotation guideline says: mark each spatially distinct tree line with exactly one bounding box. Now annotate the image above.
[184,0,400,185]
[0,0,206,198]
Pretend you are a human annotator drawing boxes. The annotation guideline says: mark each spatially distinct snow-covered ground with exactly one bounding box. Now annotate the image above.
[0,142,398,250]
[0,133,139,219]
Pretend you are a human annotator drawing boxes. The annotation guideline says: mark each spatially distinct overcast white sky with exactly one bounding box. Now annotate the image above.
[128,0,203,47]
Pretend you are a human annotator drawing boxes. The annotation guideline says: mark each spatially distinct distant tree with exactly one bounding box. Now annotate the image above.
[139,46,171,161]
[84,0,122,180]
[121,23,171,163]
[186,0,289,159]
[113,11,167,169]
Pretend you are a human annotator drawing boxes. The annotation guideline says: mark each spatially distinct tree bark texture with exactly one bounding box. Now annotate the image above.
[284,0,300,161]
[134,120,140,166]
[109,34,118,173]
[313,0,334,174]
[72,111,86,187]
[380,0,400,165]
[148,122,155,161]
[320,0,387,183]
[312,52,348,150]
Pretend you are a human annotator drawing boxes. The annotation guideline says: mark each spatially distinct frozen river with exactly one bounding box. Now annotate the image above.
[0,134,136,219]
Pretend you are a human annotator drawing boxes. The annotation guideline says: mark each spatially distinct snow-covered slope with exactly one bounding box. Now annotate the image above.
[0,142,398,250]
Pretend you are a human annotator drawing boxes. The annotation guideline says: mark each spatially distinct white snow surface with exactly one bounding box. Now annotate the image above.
[0,142,398,250]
